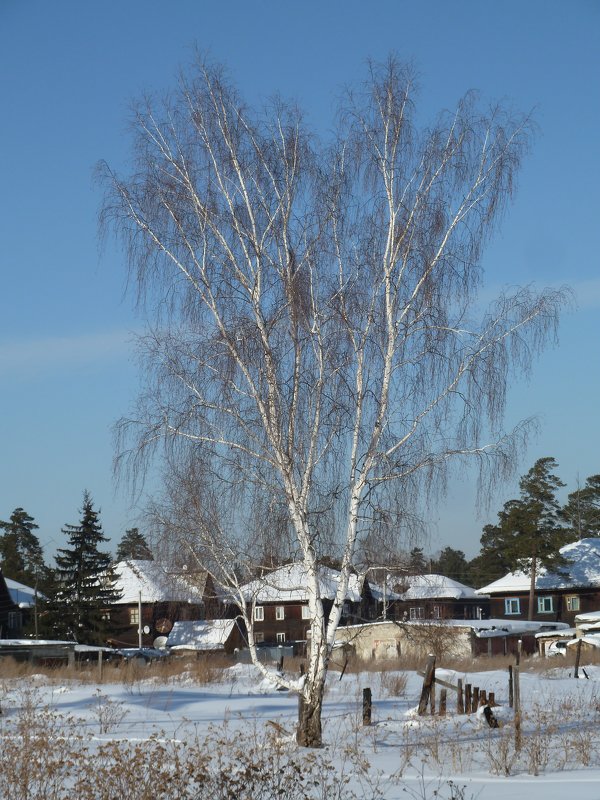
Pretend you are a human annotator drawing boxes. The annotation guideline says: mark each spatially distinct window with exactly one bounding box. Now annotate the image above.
[301,605,311,620]
[566,595,580,612]
[275,606,285,621]
[537,596,554,614]
[409,606,424,620]
[7,611,21,630]
[254,632,264,643]
[504,598,521,615]
[276,632,286,643]
[129,607,140,626]
[253,605,264,621]
[433,606,441,619]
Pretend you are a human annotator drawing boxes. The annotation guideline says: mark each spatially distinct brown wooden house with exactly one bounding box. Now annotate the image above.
[476,538,600,627]
[239,563,376,645]
[107,560,228,647]
[0,568,22,638]
[396,573,489,621]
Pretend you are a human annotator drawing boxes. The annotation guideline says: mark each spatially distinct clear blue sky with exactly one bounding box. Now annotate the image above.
[1,0,598,562]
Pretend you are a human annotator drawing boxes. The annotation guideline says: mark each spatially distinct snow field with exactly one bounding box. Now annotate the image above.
[2,663,600,799]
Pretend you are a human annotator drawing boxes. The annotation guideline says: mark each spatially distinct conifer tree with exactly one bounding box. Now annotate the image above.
[115,527,153,561]
[562,474,600,539]
[0,507,45,586]
[52,492,120,644]
[480,457,567,619]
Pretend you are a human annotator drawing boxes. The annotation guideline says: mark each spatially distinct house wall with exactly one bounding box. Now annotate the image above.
[0,570,22,639]
[489,589,600,626]
[399,598,489,621]
[334,621,474,661]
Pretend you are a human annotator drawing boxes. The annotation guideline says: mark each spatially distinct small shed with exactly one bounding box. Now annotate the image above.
[167,619,244,655]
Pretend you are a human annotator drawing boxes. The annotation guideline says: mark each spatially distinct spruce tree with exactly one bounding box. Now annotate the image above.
[115,527,153,561]
[53,491,120,644]
[0,507,45,586]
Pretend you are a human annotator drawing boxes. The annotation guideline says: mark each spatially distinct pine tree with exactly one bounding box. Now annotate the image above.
[0,507,45,586]
[52,492,120,644]
[479,457,568,619]
[562,474,600,539]
[432,547,472,585]
[115,527,153,561]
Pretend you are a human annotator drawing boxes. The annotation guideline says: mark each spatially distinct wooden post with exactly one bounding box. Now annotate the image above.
[508,665,513,708]
[417,655,436,716]
[514,664,521,751]
[98,649,103,682]
[488,691,496,707]
[277,655,284,673]
[516,638,522,666]
[457,678,464,714]
[439,688,447,716]
[479,689,487,707]
[574,638,583,679]
[430,682,436,715]
[465,683,472,714]
[472,686,480,709]
[362,687,372,726]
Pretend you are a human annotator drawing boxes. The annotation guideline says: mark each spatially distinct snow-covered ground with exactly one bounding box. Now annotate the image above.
[2,661,600,799]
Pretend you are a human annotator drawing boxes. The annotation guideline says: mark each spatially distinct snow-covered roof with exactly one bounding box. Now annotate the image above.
[476,538,600,595]
[575,610,600,624]
[240,563,362,603]
[400,573,480,601]
[112,560,209,605]
[167,619,236,651]
[5,577,38,608]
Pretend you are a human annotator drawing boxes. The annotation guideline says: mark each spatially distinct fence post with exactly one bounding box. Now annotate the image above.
[465,683,472,714]
[514,664,521,751]
[508,665,513,708]
[479,689,487,708]
[457,678,464,714]
[488,691,496,707]
[574,638,582,679]
[439,688,447,716]
[472,686,480,709]
[417,654,436,716]
[98,649,103,682]
[362,687,372,726]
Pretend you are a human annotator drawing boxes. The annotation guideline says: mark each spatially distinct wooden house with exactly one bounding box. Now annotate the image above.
[476,538,600,626]
[107,560,228,648]
[395,573,489,621]
[239,563,376,645]
[0,568,22,638]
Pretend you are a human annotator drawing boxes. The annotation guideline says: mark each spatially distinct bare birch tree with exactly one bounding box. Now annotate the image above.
[99,56,566,746]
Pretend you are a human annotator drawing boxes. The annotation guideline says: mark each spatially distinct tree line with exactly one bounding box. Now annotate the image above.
[0,491,153,643]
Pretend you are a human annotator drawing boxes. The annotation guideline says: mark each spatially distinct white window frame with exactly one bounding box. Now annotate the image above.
[253,605,264,622]
[276,632,286,643]
[566,595,580,612]
[301,605,311,620]
[409,606,424,620]
[537,596,554,614]
[504,598,521,615]
[433,605,441,619]
[129,607,140,626]
[275,605,285,621]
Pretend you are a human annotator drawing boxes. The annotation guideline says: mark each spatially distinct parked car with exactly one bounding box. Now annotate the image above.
[547,640,568,657]
[116,647,169,665]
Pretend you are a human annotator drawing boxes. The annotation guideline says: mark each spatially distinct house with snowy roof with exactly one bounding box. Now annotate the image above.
[107,559,227,647]
[395,573,489,621]
[0,568,22,638]
[476,538,600,625]
[239,563,375,645]
[166,618,245,654]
